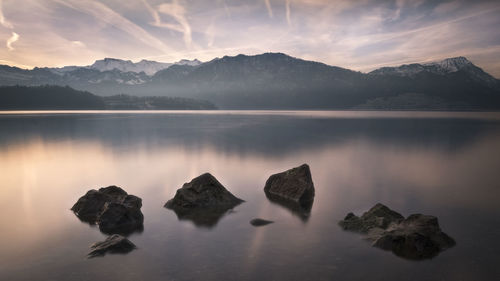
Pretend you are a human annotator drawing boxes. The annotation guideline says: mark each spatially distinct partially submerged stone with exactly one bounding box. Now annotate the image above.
[264,164,315,204]
[250,218,274,227]
[164,173,244,227]
[339,203,404,233]
[339,203,455,260]
[98,201,144,234]
[371,214,456,260]
[88,234,136,258]
[71,186,144,235]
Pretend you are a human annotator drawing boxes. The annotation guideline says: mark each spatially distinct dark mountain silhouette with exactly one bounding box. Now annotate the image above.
[1,53,499,110]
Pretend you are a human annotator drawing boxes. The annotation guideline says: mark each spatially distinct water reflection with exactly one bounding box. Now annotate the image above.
[264,192,313,222]
[166,206,240,228]
[1,112,498,157]
[0,111,500,280]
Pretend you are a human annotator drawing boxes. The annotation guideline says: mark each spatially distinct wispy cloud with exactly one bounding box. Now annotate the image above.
[141,0,161,26]
[6,31,18,51]
[0,0,12,28]
[205,21,216,47]
[264,0,273,18]
[51,0,172,53]
[285,0,291,26]
[158,1,192,46]
[0,0,499,77]
[71,41,85,48]
[143,0,192,47]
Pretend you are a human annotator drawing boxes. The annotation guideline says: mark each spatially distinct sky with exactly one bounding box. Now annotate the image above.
[0,0,500,77]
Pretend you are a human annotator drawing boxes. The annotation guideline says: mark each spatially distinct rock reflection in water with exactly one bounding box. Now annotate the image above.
[264,192,314,222]
[166,206,238,228]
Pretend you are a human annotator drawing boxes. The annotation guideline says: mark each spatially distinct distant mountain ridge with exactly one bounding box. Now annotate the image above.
[1,53,499,110]
[370,57,498,86]
[48,57,202,76]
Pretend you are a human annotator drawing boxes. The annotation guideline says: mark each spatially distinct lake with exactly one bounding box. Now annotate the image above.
[0,110,499,281]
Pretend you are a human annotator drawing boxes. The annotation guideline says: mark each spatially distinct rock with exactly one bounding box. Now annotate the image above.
[339,203,404,233]
[71,186,144,235]
[165,173,244,209]
[371,214,456,260]
[98,202,144,234]
[164,173,244,227]
[264,164,315,204]
[70,190,112,223]
[87,234,136,258]
[339,204,455,260]
[250,218,274,227]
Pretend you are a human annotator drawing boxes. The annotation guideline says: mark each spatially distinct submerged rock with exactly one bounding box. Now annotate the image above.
[71,186,144,235]
[164,173,244,227]
[264,164,315,204]
[88,234,136,258]
[371,214,456,260]
[339,203,455,260]
[250,218,274,227]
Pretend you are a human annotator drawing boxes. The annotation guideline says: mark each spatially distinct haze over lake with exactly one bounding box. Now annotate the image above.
[1,111,499,281]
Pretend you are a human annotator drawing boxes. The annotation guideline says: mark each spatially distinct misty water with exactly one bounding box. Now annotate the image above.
[1,110,500,281]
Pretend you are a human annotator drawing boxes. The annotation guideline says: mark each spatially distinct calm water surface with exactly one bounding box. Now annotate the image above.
[0,111,499,281]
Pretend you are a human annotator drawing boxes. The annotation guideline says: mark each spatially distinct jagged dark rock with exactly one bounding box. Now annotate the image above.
[339,204,455,260]
[71,186,144,235]
[87,234,136,258]
[264,164,315,204]
[165,173,243,209]
[164,173,243,227]
[370,214,456,260]
[250,218,274,227]
[339,203,404,233]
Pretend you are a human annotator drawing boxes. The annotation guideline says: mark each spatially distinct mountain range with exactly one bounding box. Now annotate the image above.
[1,53,499,110]
[49,58,202,76]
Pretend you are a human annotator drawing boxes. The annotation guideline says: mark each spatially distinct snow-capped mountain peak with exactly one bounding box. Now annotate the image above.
[86,58,202,75]
[47,57,203,76]
[424,56,473,73]
[89,58,171,75]
[370,56,476,77]
[369,56,498,86]
[175,59,202,66]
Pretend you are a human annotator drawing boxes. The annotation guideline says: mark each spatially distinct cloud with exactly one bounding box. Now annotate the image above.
[143,0,192,47]
[0,0,12,28]
[1,0,500,77]
[6,31,18,50]
[285,0,292,26]
[71,41,85,47]
[206,21,216,47]
[51,0,172,53]
[141,0,161,26]
[0,58,31,68]
[223,1,231,17]
[264,0,273,18]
